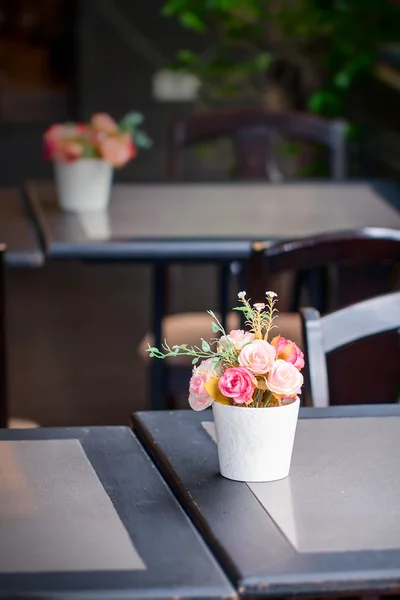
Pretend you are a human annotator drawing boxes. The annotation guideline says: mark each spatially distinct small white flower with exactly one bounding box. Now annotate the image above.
[265,291,277,298]
[238,291,246,299]
[253,302,266,311]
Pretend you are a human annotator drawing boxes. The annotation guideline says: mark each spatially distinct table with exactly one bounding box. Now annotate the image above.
[0,188,43,267]
[0,426,234,600]
[133,404,400,598]
[26,180,400,410]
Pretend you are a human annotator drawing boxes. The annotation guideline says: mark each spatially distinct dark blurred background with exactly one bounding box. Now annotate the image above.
[0,0,399,186]
[2,0,400,426]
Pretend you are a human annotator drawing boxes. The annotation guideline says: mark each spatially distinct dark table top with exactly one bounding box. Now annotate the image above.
[0,426,234,600]
[26,180,400,261]
[0,188,43,266]
[133,404,400,598]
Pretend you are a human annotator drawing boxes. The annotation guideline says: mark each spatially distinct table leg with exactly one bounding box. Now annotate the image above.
[150,264,167,410]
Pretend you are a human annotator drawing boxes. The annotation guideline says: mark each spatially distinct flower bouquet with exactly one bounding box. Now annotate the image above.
[43,112,151,213]
[148,291,305,482]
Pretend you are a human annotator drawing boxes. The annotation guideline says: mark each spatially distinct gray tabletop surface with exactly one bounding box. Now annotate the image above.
[26,180,400,260]
[0,188,43,266]
[133,404,400,598]
[0,426,234,600]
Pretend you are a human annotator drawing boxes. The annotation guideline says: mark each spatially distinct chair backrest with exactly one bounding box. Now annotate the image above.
[300,292,400,407]
[0,244,7,427]
[248,227,400,406]
[249,227,400,311]
[166,108,347,181]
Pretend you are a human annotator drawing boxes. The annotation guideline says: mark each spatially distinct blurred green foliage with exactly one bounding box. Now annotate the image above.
[162,0,399,118]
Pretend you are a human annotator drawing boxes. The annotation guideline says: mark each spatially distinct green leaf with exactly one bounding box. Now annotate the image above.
[307,90,342,117]
[119,112,144,133]
[179,11,206,32]
[162,0,188,16]
[82,145,96,158]
[253,52,271,71]
[201,339,210,351]
[134,130,153,149]
[176,49,198,65]
[232,306,247,312]
[211,321,220,333]
[192,357,199,364]
[333,71,352,90]
[211,357,220,370]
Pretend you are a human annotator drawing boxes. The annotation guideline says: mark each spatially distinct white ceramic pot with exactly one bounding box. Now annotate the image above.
[54,159,113,213]
[212,398,300,482]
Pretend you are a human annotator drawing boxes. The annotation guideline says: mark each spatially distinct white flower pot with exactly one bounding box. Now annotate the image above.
[54,159,113,213]
[212,398,300,482]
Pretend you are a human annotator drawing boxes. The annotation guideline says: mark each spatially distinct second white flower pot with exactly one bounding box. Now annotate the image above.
[212,398,300,482]
[54,159,113,213]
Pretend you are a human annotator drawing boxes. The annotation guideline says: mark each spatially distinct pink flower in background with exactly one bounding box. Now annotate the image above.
[98,133,137,168]
[218,367,255,404]
[219,329,255,351]
[267,359,303,397]
[43,112,149,167]
[189,358,216,411]
[44,138,83,163]
[271,335,305,370]
[91,113,119,134]
[238,340,276,375]
[43,123,89,163]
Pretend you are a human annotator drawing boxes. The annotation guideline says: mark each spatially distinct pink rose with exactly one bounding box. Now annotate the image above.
[271,335,305,370]
[91,113,119,134]
[267,359,304,397]
[218,367,255,404]
[189,358,217,411]
[43,123,89,162]
[98,133,136,167]
[238,340,276,375]
[45,139,83,163]
[219,329,255,351]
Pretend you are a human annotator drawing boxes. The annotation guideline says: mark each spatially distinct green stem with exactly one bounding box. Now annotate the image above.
[263,390,274,407]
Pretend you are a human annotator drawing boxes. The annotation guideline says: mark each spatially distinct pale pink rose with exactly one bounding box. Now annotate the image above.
[91,113,119,134]
[218,366,255,404]
[267,359,304,397]
[271,335,305,370]
[189,389,214,411]
[238,340,276,375]
[219,329,255,351]
[98,133,136,167]
[188,358,217,411]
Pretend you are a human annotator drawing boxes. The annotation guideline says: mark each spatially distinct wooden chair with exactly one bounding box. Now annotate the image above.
[249,227,400,310]
[249,227,400,406]
[301,291,400,407]
[0,245,38,428]
[166,108,347,181]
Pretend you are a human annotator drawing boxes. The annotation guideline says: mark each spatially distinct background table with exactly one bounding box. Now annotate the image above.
[133,405,400,598]
[26,180,400,259]
[0,188,43,267]
[0,426,234,600]
[26,180,400,410]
